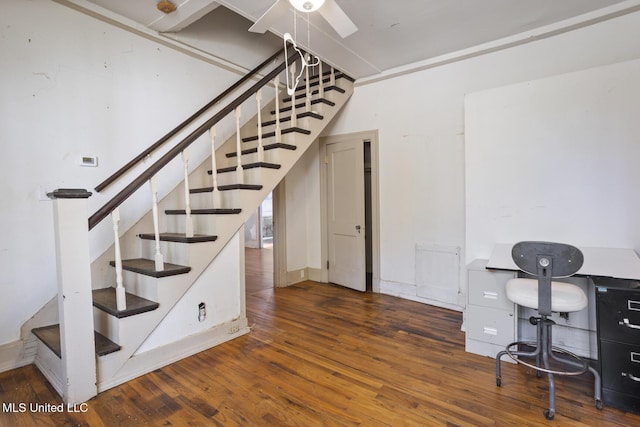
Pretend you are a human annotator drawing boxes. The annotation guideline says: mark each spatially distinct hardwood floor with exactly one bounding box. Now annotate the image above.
[1,248,639,426]
[245,246,274,293]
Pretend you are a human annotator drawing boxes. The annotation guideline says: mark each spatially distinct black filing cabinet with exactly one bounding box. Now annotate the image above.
[595,277,640,414]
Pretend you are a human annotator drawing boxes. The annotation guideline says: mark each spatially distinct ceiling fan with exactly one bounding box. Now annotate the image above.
[249,0,358,38]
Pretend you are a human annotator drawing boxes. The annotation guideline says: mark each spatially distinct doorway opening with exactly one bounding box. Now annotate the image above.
[244,192,274,294]
[364,140,373,292]
[321,130,379,293]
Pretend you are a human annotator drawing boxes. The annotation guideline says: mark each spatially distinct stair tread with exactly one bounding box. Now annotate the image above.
[285,86,346,102]
[243,126,311,143]
[92,287,159,318]
[271,98,335,115]
[261,112,323,127]
[243,162,282,170]
[165,208,242,215]
[213,166,237,174]
[109,258,191,278]
[208,162,281,175]
[226,143,296,158]
[190,184,263,194]
[138,232,218,243]
[32,324,121,358]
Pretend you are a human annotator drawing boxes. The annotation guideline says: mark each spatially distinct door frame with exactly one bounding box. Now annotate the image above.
[272,181,287,287]
[319,130,381,292]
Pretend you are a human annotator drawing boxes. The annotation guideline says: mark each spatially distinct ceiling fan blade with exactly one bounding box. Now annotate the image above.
[249,0,289,33]
[318,0,358,38]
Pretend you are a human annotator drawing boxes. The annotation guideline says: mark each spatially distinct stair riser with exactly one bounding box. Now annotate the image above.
[93,306,160,349]
[188,189,247,210]
[138,239,217,268]
[243,167,276,186]
[165,210,239,236]
[33,341,64,398]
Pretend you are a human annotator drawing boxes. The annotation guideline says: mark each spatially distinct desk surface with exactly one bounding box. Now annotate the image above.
[486,243,640,280]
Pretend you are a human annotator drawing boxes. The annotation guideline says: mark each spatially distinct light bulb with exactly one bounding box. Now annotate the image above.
[289,0,325,13]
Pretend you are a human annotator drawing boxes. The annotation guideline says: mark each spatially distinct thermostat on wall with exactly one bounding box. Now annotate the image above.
[80,156,98,167]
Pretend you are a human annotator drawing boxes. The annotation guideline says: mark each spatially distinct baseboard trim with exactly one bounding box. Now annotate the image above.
[307,268,323,282]
[380,280,463,312]
[0,337,37,374]
[286,268,308,285]
[97,317,249,392]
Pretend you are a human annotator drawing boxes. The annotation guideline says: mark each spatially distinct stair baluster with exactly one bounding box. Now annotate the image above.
[290,62,297,128]
[112,208,126,311]
[235,106,244,184]
[330,66,336,87]
[150,175,165,271]
[305,57,311,112]
[256,89,264,163]
[182,148,194,238]
[318,60,324,99]
[209,126,221,208]
[274,75,282,143]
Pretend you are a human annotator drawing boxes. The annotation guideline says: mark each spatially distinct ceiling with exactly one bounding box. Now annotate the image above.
[82,0,640,79]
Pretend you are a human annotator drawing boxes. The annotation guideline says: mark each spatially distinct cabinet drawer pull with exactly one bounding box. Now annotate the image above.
[619,318,640,330]
[483,291,498,300]
[483,327,498,336]
[622,372,640,382]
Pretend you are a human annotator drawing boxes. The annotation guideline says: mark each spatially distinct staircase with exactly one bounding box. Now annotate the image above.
[30,55,354,402]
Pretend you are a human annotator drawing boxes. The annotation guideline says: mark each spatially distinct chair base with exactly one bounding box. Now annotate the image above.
[495,317,602,420]
[503,340,588,376]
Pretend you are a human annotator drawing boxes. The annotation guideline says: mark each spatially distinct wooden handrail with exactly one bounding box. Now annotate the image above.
[94,48,285,193]
[88,51,300,230]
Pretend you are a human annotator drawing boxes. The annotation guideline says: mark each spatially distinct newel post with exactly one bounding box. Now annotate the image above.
[48,189,97,404]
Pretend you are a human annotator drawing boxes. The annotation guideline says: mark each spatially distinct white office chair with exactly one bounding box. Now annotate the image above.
[495,241,602,420]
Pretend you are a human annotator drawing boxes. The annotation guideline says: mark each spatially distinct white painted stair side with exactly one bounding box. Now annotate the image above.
[88,76,354,392]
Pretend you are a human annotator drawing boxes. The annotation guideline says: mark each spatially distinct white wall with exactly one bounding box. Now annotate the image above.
[289,10,640,308]
[136,232,241,353]
[465,57,640,261]
[285,141,322,271]
[0,0,244,345]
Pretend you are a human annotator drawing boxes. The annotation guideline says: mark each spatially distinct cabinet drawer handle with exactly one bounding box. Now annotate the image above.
[483,327,498,336]
[619,318,640,330]
[622,372,640,382]
[483,291,498,300]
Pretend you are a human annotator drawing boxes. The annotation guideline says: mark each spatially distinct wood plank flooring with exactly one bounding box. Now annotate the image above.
[1,248,639,426]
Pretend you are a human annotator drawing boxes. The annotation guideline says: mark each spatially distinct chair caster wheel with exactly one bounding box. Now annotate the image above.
[496,378,501,387]
[529,316,539,325]
[544,409,555,420]
[596,399,603,410]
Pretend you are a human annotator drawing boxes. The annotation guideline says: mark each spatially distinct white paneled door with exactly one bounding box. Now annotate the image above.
[327,139,366,291]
